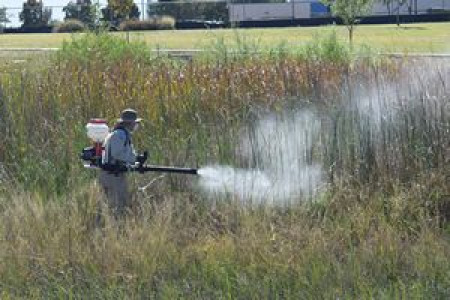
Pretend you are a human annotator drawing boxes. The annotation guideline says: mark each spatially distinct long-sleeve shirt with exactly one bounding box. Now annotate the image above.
[102,128,136,166]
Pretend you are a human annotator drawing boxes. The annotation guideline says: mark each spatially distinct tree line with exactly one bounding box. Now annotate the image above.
[0,0,230,30]
[0,0,141,29]
[1,0,414,44]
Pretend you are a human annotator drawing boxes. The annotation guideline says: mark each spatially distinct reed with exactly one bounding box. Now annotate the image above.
[0,32,448,298]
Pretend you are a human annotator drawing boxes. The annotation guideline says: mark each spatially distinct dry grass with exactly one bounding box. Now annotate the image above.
[0,171,448,298]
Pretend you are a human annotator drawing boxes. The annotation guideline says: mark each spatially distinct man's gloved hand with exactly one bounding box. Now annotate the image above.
[136,151,148,165]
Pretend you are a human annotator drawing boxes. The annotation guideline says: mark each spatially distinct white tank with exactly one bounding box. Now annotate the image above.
[86,119,109,143]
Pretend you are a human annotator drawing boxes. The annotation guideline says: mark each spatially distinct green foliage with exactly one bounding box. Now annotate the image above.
[19,0,52,28]
[109,0,136,16]
[321,0,373,43]
[199,30,264,63]
[323,0,373,25]
[0,7,8,33]
[62,0,98,28]
[56,32,153,64]
[299,31,351,63]
[102,0,140,27]
[118,16,175,31]
[0,7,10,25]
[201,30,351,64]
[52,19,87,33]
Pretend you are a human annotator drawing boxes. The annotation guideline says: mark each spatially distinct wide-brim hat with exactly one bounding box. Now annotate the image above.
[117,108,142,123]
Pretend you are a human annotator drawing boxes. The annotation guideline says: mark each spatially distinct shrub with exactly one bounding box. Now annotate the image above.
[119,16,175,31]
[56,32,153,64]
[299,31,351,64]
[52,19,86,33]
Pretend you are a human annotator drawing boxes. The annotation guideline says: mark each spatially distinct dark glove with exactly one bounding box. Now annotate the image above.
[136,151,148,165]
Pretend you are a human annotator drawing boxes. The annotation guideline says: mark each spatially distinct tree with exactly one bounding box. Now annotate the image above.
[19,0,52,28]
[321,0,373,46]
[0,7,9,24]
[0,7,10,24]
[63,0,98,28]
[0,7,10,32]
[382,0,408,27]
[101,0,140,27]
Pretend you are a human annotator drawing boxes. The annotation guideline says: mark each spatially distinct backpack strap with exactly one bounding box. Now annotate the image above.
[103,127,131,169]
[114,126,131,147]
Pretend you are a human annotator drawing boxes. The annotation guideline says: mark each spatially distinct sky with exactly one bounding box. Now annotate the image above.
[1,0,151,27]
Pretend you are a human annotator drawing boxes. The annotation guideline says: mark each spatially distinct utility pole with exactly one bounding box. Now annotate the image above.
[141,0,145,20]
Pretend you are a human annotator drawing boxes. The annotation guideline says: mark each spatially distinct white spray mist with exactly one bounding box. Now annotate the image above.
[197,110,324,205]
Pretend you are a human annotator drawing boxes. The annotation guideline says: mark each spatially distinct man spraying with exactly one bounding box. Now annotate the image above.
[81,108,198,217]
[99,108,141,216]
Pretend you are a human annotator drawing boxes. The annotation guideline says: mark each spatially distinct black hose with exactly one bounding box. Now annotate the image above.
[135,165,198,175]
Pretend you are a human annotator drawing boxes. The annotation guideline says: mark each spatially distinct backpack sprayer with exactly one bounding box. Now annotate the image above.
[80,119,198,175]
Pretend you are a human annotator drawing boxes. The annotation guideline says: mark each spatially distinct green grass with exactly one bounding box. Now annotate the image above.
[1,22,450,53]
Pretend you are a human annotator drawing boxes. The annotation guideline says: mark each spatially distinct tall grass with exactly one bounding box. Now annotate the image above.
[0,32,355,195]
[0,177,448,298]
[0,32,449,297]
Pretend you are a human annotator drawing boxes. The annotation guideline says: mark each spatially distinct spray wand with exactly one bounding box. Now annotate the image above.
[80,119,198,175]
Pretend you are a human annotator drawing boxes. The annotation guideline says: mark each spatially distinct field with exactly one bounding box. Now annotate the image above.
[0,32,449,298]
[1,22,450,53]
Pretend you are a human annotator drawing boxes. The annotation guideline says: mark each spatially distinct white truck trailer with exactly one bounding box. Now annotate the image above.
[228,0,450,23]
